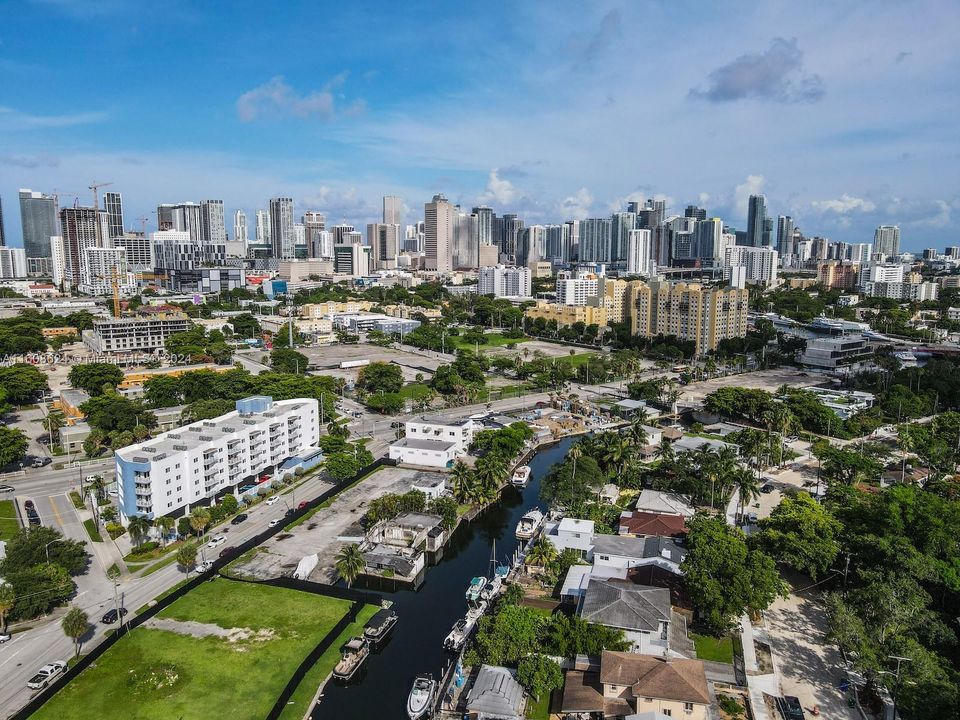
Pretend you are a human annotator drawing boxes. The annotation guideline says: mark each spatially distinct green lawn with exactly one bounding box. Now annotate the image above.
[692,632,734,663]
[450,332,521,350]
[0,499,19,541]
[82,518,103,543]
[277,603,379,720]
[526,692,551,719]
[398,382,433,400]
[35,580,358,720]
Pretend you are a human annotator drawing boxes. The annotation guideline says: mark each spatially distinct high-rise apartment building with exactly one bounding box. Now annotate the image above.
[452,210,478,269]
[579,218,612,263]
[383,196,403,225]
[628,280,749,355]
[776,215,795,260]
[157,202,203,239]
[104,191,124,239]
[0,195,5,246]
[234,210,248,243]
[333,243,371,276]
[200,200,226,263]
[255,209,270,244]
[302,211,325,258]
[473,206,494,247]
[367,223,401,269]
[79,246,137,296]
[723,246,779,287]
[684,205,707,220]
[114,232,154,270]
[556,273,600,305]
[59,206,108,289]
[746,194,767,248]
[626,229,654,276]
[478,265,531,298]
[424,194,455,272]
[693,218,725,262]
[19,189,58,259]
[152,230,200,273]
[610,212,636,264]
[269,197,295,259]
[564,220,581,262]
[544,224,569,263]
[874,225,900,257]
[0,247,27,278]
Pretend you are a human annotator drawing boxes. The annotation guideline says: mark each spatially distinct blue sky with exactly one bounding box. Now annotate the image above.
[1,0,958,250]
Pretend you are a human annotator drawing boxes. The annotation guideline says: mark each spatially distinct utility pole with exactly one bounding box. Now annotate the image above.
[842,551,854,597]
[880,655,912,720]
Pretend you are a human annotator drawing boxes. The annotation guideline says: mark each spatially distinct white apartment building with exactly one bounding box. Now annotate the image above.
[389,415,478,469]
[477,264,532,298]
[79,246,138,296]
[625,229,654,277]
[723,245,778,287]
[556,274,600,305]
[863,263,905,284]
[115,395,319,522]
[83,309,191,353]
[0,247,27,279]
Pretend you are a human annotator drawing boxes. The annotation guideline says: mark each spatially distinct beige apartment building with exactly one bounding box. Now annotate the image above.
[525,301,608,328]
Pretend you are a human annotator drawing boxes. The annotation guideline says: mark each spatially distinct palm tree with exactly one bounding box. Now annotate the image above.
[526,539,557,568]
[189,507,211,537]
[62,607,89,659]
[450,461,474,503]
[155,516,175,546]
[42,409,65,450]
[0,583,14,633]
[732,467,761,525]
[127,515,151,550]
[85,475,106,503]
[628,418,649,447]
[569,445,583,486]
[335,543,365,587]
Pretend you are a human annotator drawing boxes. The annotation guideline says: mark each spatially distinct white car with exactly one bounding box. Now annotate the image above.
[265,496,280,506]
[195,561,213,573]
[0,632,11,643]
[207,535,226,549]
[268,518,282,528]
[27,661,67,689]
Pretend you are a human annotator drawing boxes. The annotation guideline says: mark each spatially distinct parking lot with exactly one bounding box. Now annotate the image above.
[680,368,826,405]
[300,344,445,384]
[230,466,429,583]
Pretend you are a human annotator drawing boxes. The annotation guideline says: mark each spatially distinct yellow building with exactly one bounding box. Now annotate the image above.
[525,301,608,328]
[42,326,78,338]
[382,304,442,320]
[119,363,231,390]
[628,280,748,355]
[817,260,860,289]
[300,301,375,319]
[786,277,818,289]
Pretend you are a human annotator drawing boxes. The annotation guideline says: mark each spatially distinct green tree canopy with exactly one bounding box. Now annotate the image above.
[68,363,124,396]
[0,363,48,404]
[356,361,404,394]
[752,491,841,579]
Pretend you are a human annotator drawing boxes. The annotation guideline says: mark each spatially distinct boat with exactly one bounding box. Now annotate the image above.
[363,608,398,646]
[443,600,488,651]
[465,576,485,603]
[332,637,370,682]
[515,508,544,540]
[406,673,436,720]
[481,565,509,601]
[511,465,531,487]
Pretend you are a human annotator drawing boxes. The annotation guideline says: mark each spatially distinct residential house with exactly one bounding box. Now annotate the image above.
[466,665,526,720]
[543,517,596,558]
[389,415,478,469]
[618,512,688,539]
[579,579,672,656]
[633,490,695,518]
[598,651,710,720]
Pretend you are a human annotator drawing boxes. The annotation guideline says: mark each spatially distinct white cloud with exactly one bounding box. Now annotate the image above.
[477,169,517,206]
[733,175,765,218]
[0,106,109,129]
[236,74,363,122]
[558,188,593,219]
[810,194,877,214]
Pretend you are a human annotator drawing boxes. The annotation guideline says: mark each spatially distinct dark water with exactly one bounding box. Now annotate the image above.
[311,437,573,719]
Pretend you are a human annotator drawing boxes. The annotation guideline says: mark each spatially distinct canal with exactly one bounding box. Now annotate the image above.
[311,436,573,719]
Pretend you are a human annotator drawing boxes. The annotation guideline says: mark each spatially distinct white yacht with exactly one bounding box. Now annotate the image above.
[515,508,544,540]
[511,465,531,487]
[443,600,488,652]
[406,673,436,719]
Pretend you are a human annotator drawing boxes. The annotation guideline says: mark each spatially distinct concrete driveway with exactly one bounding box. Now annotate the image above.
[763,577,859,719]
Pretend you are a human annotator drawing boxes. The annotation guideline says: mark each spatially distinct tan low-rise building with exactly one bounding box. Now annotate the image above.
[525,301,608,328]
[299,300,375,319]
[381,304,442,320]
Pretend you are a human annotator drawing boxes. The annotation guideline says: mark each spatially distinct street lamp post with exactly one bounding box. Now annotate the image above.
[44,538,67,564]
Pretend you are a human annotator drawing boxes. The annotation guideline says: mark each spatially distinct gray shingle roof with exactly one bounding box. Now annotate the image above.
[579,579,670,633]
[466,665,525,718]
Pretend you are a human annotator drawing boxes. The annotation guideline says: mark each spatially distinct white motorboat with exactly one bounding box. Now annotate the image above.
[465,576,485,603]
[511,465,531,487]
[515,508,544,540]
[481,565,509,600]
[332,637,370,682]
[443,600,488,651]
[406,673,436,719]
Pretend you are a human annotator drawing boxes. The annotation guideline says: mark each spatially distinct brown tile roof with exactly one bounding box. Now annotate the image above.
[619,511,688,538]
[560,671,604,713]
[600,651,710,705]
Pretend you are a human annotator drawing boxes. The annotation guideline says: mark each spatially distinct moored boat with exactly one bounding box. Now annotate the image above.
[363,608,398,645]
[515,508,544,540]
[333,637,370,682]
[465,575,485,603]
[511,465,531,487]
[406,673,436,719]
[443,600,488,652]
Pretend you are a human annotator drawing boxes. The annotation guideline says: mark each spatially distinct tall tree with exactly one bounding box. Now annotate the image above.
[752,492,841,579]
[61,606,89,658]
[335,543,365,587]
[0,583,14,632]
[67,363,124,396]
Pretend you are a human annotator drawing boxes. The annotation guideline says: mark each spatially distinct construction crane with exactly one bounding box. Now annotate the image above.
[94,268,122,318]
[88,181,114,210]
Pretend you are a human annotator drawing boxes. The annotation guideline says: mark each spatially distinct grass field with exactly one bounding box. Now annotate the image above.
[277,603,379,720]
[398,382,433,400]
[450,332,521,350]
[35,580,359,720]
[526,692,551,719]
[0,499,19,541]
[692,632,734,663]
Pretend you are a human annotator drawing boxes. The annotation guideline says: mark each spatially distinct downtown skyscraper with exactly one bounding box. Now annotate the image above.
[424,193,455,272]
[19,188,58,259]
[103,191,124,239]
[269,197,295,259]
[874,225,900,257]
[746,194,767,247]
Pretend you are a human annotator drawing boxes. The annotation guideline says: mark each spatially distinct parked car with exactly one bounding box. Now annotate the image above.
[101,607,128,624]
[746,512,759,524]
[0,484,14,493]
[207,535,226,549]
[268,518,281,528]
[285,509,295,517]
[24,499,34,509]
[760,484,775,494]
[27,661,67,689]
[0,631,11,643]
[31,457,51,468]
[230,513,248,526]
[265,496,280,506]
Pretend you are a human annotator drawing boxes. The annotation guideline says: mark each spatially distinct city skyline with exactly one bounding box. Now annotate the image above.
[0,1,958,249]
